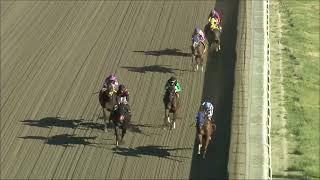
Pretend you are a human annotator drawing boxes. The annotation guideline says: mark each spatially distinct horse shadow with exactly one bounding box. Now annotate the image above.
[21,117,107,132]
[21,117,82,129]
[78,120,155,136]
[121,65,178,74]
[21,117,159,136]
[77,122,105,131]
[112,145,191,162]
[133,48,192,57]
[19,134,97,147]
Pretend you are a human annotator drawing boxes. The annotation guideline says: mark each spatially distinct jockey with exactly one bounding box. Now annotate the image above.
[164,76,182,97]
[208,9,222,31]
[116,84,131,113]
[102,74,119,89]
[116,84,129,104]
[202,101,214,120]
[192,26,205,44]
[208,8,221,25]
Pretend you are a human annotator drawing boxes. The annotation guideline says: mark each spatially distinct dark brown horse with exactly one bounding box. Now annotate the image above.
[109,103,131,147]
[191,35,207,72]
[98,84,117,132]
[163,85,179,129]
[197,117,216,159]
[204,23,221,52]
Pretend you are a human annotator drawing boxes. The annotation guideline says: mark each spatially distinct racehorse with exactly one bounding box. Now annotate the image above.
[191,35,207,72]
[98,83,117,132]
[197,117,216,159]
[204,23,221,52]
[163,85,179,129]
[110,103,131,147]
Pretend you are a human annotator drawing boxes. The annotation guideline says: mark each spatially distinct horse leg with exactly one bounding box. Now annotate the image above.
[121,122,127,142]
[171,112,176,129]
[203,134,211,159]
[215,43,219,52]
[121,128,125,142]
[164,108,170,128]
[198,134,202,155]
[102,108,108,132]
[166,109,170,123]
[200,57,204,72]
[192,55,196,71]
[115,125,120,147]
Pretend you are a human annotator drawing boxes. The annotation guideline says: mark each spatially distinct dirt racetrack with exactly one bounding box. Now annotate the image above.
[1,0,238,179]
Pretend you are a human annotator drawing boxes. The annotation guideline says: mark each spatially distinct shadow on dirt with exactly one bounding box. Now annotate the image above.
[189,0,239,179]
[21,117,152,136]
[21,117,82,129]
[19,134,97,147]
[112,145,192,162]
[133,48,192,57]
[122,65,178,74]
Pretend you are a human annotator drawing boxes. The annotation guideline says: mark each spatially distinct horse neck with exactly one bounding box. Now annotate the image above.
[213,29,220,38]
[108,84,114,91]
[169,90,177,100]
[196,42,204,53]
[203,119,212,129]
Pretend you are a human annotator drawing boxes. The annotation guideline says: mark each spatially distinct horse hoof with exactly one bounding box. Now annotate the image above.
[197,151,201,155]
[167,117,170,123]
[173,122,176,129]
[116,141,119,147]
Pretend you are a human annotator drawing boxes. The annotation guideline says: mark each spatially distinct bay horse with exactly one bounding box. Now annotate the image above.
[109,103,131,147]
[191,35,207,72]
[98,83,117,132]
[163,85,179,129]
[204,23,221,52]
[197,117,216,159]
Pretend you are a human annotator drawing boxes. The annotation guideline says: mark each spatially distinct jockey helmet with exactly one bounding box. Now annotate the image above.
[107,74,117,81]
[119,84,126,92]
[169,76,177,84]
[211,8,218,14]
[202,102,211,110]
[194,26,201,34]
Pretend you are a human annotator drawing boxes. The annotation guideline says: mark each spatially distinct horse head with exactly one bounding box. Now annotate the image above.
[212,29,221,42]
[113,103,128,122]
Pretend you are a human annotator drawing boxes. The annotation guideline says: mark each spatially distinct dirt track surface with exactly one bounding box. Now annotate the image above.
[1,0,238,179]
